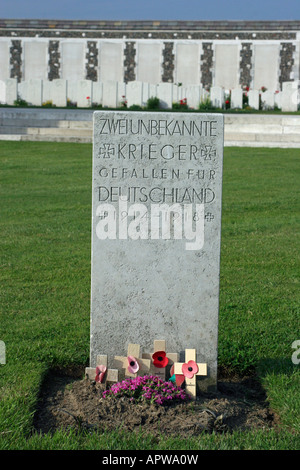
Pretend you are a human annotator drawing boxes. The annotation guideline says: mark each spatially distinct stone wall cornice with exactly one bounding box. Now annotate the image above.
[1,19,300,32]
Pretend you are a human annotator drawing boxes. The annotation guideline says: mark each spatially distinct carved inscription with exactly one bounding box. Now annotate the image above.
[93,113,222,251]
[97,117,218,136]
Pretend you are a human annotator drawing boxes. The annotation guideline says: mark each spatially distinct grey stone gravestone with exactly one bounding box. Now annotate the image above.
[89,111,224,391]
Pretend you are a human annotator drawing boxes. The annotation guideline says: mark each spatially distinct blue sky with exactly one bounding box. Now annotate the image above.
[1,0,299,21]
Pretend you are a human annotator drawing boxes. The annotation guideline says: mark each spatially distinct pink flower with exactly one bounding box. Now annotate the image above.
[95,365,107,383]
[127,356,139,374]
[182,360,198,379]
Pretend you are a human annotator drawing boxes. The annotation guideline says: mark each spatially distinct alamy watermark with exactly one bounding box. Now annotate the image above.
[292,340,300,365]
[0,340,5,365]
[95,198,205,251]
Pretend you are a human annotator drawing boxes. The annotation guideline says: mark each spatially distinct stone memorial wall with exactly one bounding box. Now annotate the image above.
[0,20,299,91]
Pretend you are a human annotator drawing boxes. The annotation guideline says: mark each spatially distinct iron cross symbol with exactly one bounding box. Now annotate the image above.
[174,349,207,399]
[98,143,115,158]
[200,145,217,161]
[205,212,214,222]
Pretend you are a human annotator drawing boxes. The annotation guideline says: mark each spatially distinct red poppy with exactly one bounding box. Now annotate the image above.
[182,360,199,379]
[152,350,169,368]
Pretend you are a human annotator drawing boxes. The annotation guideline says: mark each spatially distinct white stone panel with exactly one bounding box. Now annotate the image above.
[136,42,161,84]
[5,79,17,105]
[214,44,240,90]
[281,82,299,111]
[42,79,67,107]
[201,88,210,102]
[231,88,243,109]
[282,81,300,91]
[142,82,157,107]
[99,42,123,83]
[23,41,48,80]
[66,80,77,103]
[157,82,173,108]
[173,84,181,103]
[261,90,275,110]
[18,79,43,106]
[60,41,85,80]
[76,80,93,108]
[175,43,200,85]
[0,81,5,103]
[0,40,10,80]
[253,44,280,92]
[248,90,260,109]
[274,91,282,109]
[92,81,103,106]
[117,82,126,107]
[149,84,157,101]
[126,81,143,107]
[210,86,224,108]
[66,79,93,107]
[102,81,118,108]
[184,85,202,109]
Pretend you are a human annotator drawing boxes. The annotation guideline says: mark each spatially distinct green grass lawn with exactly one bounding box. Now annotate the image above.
[0,141,299,450]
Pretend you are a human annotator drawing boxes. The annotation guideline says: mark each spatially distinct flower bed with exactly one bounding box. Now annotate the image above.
[102,375,190,405]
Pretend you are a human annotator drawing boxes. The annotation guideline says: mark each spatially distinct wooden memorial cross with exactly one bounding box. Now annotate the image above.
[85,354,119,386]
[174,349,207,399]
[113,343,151,378]
[142,340,178,381]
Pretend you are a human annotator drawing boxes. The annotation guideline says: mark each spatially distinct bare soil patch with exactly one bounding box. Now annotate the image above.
[33,367,277,437]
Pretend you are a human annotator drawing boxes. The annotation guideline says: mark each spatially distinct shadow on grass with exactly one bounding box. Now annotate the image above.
[257,357,298,378]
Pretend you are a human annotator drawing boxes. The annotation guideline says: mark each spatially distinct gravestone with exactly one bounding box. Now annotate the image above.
[89,111,224,392]
[0,78,17,105]
[261,90,275,110]
[248,90,259,110]
[102,81,118,108]
[18,79,43,106]
[42,79,67,107]
[210,87,224,109]
[281,81,299,112]
[231,89,243,109]
[157,83,173,109]
[126,81,143,108]
[184,85,202,109]
[92,81,103,107]
[75,80,93,108]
